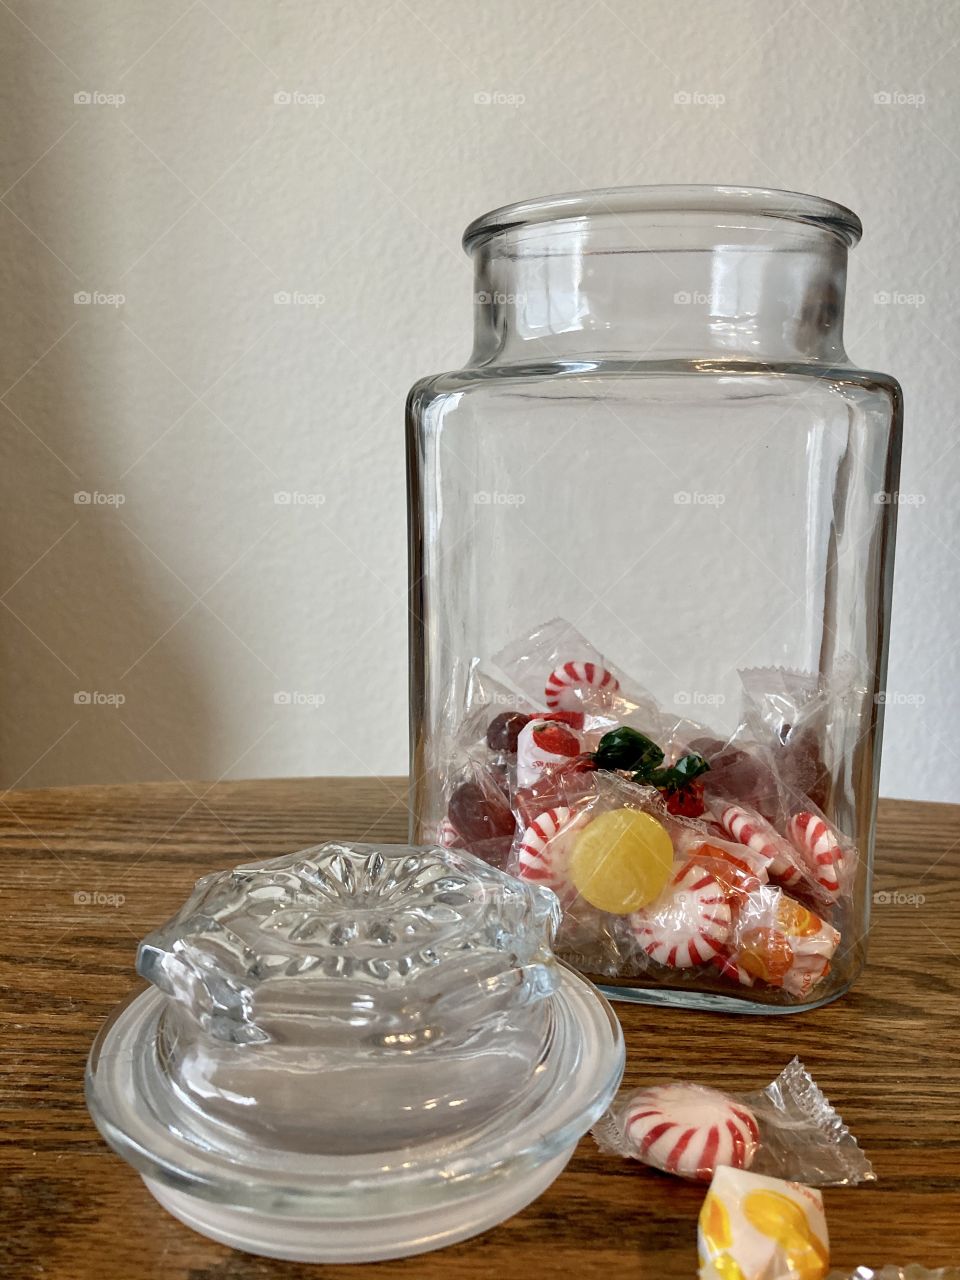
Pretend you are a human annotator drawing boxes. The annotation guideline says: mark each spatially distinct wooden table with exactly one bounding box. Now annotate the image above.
[2,780,958,1278]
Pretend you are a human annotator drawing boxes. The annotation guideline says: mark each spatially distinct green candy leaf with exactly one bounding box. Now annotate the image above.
[594,727,665,773]
[672,752,711,782]
[638,752,710,793]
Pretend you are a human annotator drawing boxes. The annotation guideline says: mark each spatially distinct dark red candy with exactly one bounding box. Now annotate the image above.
[448,781,516,844]
[486,711,531,753]
[777,725,831,811]
[688,737,780,823]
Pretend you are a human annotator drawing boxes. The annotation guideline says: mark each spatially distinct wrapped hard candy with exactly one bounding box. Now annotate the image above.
[630,859,732,969]
[620,1083,760,1180]
[516,718,584,788]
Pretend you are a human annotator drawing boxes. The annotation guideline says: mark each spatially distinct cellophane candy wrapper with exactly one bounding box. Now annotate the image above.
[699,1166,829,1280]
[593,1058,875,1187]
[436,618,866,1005]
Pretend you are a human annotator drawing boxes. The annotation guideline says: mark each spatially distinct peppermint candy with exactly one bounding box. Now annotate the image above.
[786,811,844,898]
[517,807,575,895]
[718,804,802,888]
[622,1083,760,1180]
[544,660,619,711]
[631,861,732,968]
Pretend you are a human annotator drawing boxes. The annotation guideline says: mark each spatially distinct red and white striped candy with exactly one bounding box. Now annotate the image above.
[719,804,802,888]
[623,1084,760,1180]
[517,807,574,894]
[786,811,844,898]
[631,862,732,968]
[544,661,619,711]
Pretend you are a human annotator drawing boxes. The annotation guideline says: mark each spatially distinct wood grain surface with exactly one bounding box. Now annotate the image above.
[1,779,957,1279]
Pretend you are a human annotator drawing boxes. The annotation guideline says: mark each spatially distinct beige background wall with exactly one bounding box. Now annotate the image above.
[0,0,956,800]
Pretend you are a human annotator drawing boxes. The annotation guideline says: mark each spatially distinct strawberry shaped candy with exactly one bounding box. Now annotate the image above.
[516,718,584,788]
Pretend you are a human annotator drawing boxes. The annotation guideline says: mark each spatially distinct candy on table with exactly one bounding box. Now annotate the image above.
[516,718,583,788]
[544,660,619,711]
[698,1166,829,1280]
[622,1083,759,1181]
[568,807,674,915]
[786,811,844,899]
[732,892,840,997]
[630,859,732,968]
[718,803,803,889]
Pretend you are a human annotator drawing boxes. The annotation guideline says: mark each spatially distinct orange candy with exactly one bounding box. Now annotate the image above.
[777,897,823,939]
[737,926,793,984]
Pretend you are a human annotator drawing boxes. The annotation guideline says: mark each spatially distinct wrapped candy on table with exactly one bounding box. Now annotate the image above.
[594,1058,874,1188]
[699,1166,830,1280]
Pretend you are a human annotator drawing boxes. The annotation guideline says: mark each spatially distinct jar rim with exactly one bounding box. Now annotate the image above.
[462,184,862,251]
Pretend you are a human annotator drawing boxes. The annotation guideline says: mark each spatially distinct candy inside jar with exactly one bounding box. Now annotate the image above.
[432,618,864,1011]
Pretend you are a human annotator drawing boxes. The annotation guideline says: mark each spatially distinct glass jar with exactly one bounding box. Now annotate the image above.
[406,185,902,1013]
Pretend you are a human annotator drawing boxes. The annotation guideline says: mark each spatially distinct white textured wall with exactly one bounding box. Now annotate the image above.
[0,0,956,800]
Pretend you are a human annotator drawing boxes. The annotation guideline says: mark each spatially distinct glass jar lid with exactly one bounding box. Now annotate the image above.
[86,840,624,1262]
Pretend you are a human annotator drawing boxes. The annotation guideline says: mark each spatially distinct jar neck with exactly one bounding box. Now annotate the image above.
[467,213,851,366]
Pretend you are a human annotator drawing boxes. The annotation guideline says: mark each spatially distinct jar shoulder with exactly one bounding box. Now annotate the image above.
[407,360,902,423]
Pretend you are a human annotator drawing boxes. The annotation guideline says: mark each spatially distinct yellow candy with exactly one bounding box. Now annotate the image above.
[569,808,673,914]
[742,1190,829,1280]
[698,1168,829,1280]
